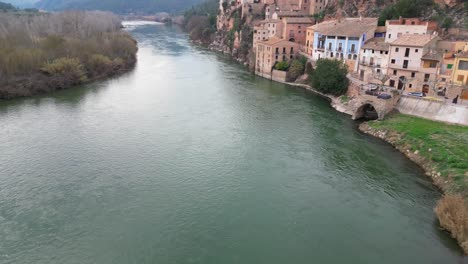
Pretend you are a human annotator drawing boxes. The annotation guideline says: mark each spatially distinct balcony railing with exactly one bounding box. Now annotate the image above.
[349,49,357,54]
[336,47,343,52]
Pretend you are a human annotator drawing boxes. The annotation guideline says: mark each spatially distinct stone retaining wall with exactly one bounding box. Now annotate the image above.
[396,96,468,126]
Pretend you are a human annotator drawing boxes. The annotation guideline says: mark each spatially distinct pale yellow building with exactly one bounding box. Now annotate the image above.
[452,52,468,86]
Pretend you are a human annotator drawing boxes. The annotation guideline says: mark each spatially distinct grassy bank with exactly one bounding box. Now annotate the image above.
[364,113,468,253]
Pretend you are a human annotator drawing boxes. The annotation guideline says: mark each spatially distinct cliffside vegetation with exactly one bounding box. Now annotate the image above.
[366,114,468,253]
[183,0,218,45]
[0,11,138,99]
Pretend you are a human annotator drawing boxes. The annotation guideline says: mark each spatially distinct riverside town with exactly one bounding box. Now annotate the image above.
[0,0,467,263]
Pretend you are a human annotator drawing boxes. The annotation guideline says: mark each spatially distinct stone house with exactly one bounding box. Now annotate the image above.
[387,34,438,92]
[253,19,284,49]
[281,16,314,45]
[309,17,378,71]
[357,38,390,82]
[255,37,300,79]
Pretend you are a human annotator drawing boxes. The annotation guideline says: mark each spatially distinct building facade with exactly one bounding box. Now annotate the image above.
[387,34,438,92]
[357,38,390,82]
[282,16,314,45]
[310,17,378,71]
[385,17,437,43]
[256,38,300,79]
[452,52,468,86]
[253,19,284,49]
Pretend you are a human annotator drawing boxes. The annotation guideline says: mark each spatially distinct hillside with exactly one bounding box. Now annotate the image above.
[35,0,204,14]
[1,0,39,8]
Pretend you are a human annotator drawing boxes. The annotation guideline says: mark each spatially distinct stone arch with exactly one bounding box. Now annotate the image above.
[353,103,380,120]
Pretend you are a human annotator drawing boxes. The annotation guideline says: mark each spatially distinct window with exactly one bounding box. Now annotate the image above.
[447,64,453,69]
[385,51,388,54]
[424,74,430,82]
[275,48,279,53]
[403,60,408,69]
[429,61,437,68]
[409,84,412,88]
[388,34,392,39]
[415,49,419,53]
[458,61,468,70]
[393,70,397,75]
[353,55,357,60]
[458,75,464,82]
[348,54,352,60]
[441,78,446,82]
[391,59,396,64]
[404,48,410,57]
[376,69,381,73]
[411,72,415,77]
[395,48,399,52]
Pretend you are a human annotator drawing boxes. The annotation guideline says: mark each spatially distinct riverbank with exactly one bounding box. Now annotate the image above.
[359,114,468,254]
[0,11,138,100]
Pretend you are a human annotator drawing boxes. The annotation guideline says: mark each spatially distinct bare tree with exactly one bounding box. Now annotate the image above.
[373,72,391,92]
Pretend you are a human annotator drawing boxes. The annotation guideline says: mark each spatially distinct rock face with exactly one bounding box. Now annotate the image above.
[210,4,255,67]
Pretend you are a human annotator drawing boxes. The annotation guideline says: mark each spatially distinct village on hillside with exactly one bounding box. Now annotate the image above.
[219,0,468,117]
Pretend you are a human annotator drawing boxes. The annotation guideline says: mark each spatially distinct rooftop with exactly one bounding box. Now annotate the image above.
[390,34,438,47]
[310,17,378,37]
[258,37,299,46]
[283,16,314,24]
[362,38,390,51]
[457,52,468,58]
[421,50,442,61]
[275,10,307,17]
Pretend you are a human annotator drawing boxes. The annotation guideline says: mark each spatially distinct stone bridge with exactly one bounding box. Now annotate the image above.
[349,94,401,120]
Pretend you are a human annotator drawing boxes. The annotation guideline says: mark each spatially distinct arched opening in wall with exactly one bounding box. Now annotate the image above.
[355,103,379,120]
[289,38,295,42]
[397,76,406,90]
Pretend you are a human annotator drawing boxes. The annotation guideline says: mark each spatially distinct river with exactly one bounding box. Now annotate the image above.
[0,22,465,264]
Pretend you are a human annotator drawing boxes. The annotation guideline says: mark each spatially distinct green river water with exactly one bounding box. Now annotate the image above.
[0,22,465,263]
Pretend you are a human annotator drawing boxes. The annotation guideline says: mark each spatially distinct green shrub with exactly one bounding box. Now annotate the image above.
[310,59,349,96]
[275,61,289,71]
[288,59,305,80]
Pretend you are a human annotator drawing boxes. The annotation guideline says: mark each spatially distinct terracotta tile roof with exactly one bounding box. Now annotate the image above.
[310,17,378,37]
[390,34,438,47]
[362,38,390,51]
[283,17,313,24]
[375,26,386,33]
[258,37,299,46]
[422,50,442,61]
[275,10,307,17]
[457,51,468,58]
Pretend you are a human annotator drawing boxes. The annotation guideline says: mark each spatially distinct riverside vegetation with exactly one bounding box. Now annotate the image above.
[0,10,138,99]
[364,114,468,253]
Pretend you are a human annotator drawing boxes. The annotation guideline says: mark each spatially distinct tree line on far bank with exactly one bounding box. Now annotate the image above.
[0,11,138,99]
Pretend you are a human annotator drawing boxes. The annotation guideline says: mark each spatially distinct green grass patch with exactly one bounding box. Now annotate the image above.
[368,114,468,194]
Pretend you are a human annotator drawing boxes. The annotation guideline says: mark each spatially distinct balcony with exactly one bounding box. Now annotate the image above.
[336,47,343,52]
[349,49,357,54]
